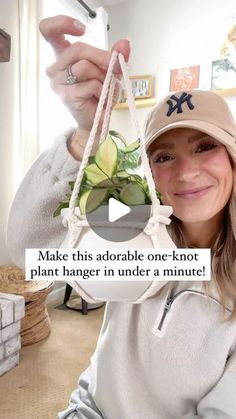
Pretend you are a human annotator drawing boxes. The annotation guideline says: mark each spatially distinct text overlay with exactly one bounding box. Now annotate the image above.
[25,248,211,281]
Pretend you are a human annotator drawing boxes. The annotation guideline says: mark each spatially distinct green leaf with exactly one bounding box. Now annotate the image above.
[119,183,146,205]
[144,185,162,203]
[122,150,141,172]
[79,189,108,214]
[93,178,128,188]
[79,190,91,214]
[116,171,130,178]
[54,129,157,217]
[109,130,126,146]
[88,155,96,164]
[84,163,108,186]
[108,190,120,200]
[69,181,75,191]
[95,135,119,177]
[53,201,69,217]
[123,139,140,154]
[129,174,143,182]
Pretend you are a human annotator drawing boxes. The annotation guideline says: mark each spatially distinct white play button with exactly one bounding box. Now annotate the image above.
[108,198,131,222]
[86,178,151,242]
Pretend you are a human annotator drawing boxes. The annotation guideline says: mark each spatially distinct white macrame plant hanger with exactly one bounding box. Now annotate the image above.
[62,50,175,303]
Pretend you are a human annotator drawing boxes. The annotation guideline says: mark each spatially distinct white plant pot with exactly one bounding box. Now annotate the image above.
[61,205,176,303]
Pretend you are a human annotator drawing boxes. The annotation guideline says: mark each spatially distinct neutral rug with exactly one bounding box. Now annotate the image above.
[0,302,105,419]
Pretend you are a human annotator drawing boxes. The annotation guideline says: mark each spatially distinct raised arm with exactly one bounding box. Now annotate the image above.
[7,15,130,268]
[40,15,130,159]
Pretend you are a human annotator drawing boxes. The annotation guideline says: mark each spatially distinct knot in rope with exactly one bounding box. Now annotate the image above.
[62,208,87,229]
[144,205,173,236]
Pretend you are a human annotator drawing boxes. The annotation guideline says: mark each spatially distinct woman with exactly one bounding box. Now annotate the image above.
[7,16,236,419]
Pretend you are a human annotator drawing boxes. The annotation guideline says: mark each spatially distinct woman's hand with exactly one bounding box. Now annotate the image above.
[39,15,130,133]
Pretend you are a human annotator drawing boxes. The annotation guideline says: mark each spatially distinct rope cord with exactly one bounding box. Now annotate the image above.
[69,51,119,211]
[117,53,160,216]
[62,50,175,300]
[68,50,159,217]
[63,216,171,230]
[100,74,118,141]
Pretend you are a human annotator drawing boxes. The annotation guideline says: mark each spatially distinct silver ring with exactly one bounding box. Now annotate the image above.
[66,64,78,85]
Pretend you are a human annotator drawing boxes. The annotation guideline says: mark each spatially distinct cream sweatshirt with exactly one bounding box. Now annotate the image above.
[7,132,236,419]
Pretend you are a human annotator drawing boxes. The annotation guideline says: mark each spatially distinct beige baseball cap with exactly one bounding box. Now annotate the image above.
[144,90,236,159]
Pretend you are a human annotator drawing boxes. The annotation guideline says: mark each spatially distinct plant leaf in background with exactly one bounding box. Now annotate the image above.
[54,130,162,217]
[95,135,119,177]
[116,171,130,178]
[53,201,70,217]
[123,139,140,154]
[84,163,108,186]
[120,182,146,205]
[79,189,108,214]
[109,130,126,147]
[118,149,141,172]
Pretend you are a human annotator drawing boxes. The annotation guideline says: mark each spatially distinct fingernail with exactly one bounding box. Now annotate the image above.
[74,20,86,32]
[126,38,131,48]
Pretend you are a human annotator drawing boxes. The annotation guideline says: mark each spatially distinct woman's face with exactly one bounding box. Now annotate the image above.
[149,128,234,224]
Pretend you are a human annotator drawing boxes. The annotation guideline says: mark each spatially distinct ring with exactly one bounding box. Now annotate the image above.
[66,64,78,85]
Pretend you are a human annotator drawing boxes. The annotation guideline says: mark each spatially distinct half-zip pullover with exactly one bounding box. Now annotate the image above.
[6,133,236,419]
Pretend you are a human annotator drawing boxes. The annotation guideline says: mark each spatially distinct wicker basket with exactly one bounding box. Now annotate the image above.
[0,265,53,346]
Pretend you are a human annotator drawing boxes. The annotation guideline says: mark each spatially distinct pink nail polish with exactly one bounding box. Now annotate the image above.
[74,20,86,32]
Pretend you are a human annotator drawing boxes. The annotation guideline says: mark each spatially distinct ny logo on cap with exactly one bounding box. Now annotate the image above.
[166,92,194,116]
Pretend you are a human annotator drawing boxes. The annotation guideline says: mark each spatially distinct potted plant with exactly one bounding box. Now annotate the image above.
[54,130,161,218]
[54,131,175,303]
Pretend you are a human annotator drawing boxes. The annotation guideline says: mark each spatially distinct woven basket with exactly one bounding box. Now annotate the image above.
[0,265,53,346]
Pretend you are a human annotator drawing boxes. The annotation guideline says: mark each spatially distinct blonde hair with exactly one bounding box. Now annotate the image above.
[166,164,236,321]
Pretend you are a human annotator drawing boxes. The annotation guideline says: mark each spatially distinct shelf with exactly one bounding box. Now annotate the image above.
[114,98,158,110]
[213,88,236,97]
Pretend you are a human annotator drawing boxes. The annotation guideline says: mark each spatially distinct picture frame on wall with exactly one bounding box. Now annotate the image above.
[158,61,212,99]
[130,75,153,99]
[119,75,153,103]
[211,58,236,96]
[169,65,200,92]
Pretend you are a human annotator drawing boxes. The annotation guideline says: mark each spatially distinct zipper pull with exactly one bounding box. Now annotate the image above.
[157,296,173,331]
[164,296,173,311]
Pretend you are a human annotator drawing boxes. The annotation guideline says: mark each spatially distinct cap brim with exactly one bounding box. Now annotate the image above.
[146,119,236,158]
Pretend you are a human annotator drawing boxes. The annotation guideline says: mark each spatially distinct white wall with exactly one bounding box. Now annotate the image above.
[0,0,20,264]
[106,0,236,139]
